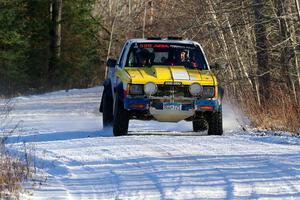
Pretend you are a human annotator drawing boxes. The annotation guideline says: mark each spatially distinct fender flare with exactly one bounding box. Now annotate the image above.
[99,79,113,113]
[115,83,125,102]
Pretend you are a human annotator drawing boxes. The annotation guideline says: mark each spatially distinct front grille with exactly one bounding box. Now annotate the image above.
[154,85,191,98]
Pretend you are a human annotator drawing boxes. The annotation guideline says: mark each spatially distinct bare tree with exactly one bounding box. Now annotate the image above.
[49,0,62,83]
[295,0,300,22]
[252,0,270,104]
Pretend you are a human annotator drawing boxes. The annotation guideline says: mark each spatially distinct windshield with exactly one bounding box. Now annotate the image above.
[125,43,208,70]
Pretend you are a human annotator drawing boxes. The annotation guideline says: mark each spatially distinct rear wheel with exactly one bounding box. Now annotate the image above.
[192,119,208,132]
[207,107,223,135]
[113,96,129,136]
[102,90,113,128]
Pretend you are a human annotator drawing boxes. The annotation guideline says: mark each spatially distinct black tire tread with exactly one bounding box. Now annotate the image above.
[207,108,223,135]
[193,119,208,132]
[102,89,113,128]
[113,96,129,136]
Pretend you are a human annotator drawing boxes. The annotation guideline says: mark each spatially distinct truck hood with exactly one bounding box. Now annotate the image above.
[125,65,217,85]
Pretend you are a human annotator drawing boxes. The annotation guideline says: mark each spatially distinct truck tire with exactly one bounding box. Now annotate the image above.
[207,107,223,135]
[193,119,208,132]
[113,96,129,136]
[102,89,113,128]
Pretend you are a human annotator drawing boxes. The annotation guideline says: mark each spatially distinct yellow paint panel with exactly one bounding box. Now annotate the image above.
[116,68,131,84]
[121,66,217,86]
[152,66,172,80]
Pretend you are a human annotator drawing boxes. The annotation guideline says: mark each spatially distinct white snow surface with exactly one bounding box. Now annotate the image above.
[2,87,300,199]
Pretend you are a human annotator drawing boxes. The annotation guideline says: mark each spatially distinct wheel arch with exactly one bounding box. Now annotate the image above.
[100,79,113,113]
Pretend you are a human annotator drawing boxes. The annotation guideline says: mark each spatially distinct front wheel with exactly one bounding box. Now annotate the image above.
[113,96,129,136]
[207,107,223,135]
[192,119,208,132]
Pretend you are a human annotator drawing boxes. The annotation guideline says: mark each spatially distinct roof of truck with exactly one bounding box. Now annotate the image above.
[126,38,200,46]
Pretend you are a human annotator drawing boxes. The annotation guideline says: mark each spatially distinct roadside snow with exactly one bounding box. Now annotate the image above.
[2,87,300,199]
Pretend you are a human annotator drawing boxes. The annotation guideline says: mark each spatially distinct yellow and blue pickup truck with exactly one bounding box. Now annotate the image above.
[100,37,223,136]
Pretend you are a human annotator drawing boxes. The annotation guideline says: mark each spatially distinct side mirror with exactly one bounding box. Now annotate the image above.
[106,58,117,68]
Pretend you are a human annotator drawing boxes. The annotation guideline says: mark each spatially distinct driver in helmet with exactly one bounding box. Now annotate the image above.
[137,49,149,67]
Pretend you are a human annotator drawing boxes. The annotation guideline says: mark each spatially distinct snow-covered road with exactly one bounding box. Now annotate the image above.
[3,87,300,199]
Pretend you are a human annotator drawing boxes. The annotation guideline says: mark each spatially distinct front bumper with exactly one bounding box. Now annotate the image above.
[124,97,221,112]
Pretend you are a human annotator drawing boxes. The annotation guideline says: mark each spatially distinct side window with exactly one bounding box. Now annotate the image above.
[128,51,136,67]
[117,42,129,68]
[197,45,208,70]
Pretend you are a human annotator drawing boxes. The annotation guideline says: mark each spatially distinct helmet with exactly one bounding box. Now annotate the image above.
[136,49,149,66]
[137,48,149,59]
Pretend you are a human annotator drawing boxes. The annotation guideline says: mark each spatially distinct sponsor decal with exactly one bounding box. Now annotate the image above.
[171,71,190,80]
[138,44,170,48]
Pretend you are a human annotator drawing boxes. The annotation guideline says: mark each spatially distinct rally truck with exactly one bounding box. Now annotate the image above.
[100,37,223,136]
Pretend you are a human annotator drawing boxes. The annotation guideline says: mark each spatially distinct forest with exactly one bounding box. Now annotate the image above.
[1,0,300,131]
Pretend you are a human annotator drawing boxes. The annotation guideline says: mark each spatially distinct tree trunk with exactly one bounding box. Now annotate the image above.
[225,14,253,88]
[275,0,294,89]
[149,1,154,26]
[142,1,147,38]
[290,0,300,88]
[241,0,261,104]
[207,0,237,98]
[286,0,299,101]
[49,0,62,84]
[295,0,300,22]
[252,0,270,104]
[105,0,120,79]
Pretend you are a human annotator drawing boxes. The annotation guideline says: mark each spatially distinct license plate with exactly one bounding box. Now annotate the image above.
[163,103,182,111]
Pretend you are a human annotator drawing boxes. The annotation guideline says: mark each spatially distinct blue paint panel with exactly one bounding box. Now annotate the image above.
[182,104,194,111]
[153,103,163,110]
[195,99,221,111]
[125,97,221,112]
[124,97,150,110]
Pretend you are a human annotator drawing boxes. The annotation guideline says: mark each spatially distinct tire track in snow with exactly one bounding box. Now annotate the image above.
[105,137,165,200]
[147,136,234,198]
[123,135,231,199]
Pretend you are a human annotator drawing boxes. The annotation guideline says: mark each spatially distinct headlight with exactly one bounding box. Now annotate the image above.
[129,84,143,95]
[202,86,215,98]
[144,82,157,95]
[189,83,203,96]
